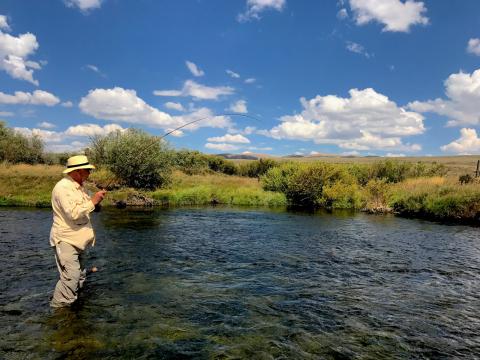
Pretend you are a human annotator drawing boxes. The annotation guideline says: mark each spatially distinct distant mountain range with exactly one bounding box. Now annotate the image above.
[215,152,363,160]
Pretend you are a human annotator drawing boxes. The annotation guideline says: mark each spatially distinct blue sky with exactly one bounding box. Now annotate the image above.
[1,0,480,156]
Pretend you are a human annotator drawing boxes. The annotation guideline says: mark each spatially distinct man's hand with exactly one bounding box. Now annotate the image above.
[92,190,107,205]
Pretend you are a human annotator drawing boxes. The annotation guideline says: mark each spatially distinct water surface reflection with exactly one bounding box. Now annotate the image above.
[1,207,480,358]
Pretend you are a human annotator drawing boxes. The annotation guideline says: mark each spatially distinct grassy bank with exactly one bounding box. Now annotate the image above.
[150,171,286,207]
[1,162,479,224]
[0,164,62,207]
[388,177,480,223]
[0,164,285,208]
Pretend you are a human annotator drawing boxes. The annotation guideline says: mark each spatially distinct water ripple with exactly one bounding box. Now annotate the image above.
[1,207,480,358]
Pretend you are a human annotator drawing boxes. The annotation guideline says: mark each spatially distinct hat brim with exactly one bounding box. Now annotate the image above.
[63,164,96,174]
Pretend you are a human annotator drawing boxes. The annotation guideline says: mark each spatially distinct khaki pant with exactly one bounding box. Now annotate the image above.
[50,242,87,308]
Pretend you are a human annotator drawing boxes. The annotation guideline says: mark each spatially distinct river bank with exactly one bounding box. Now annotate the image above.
[1,163,479,225]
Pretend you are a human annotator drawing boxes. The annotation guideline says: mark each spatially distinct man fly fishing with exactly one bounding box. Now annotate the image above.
[49,155,106,308]
[48,113,259,307]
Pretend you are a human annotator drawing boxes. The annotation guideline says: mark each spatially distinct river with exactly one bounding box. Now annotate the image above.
[1,207,480,359]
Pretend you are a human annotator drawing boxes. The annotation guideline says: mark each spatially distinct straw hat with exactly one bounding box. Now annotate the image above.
[63,155,96,174]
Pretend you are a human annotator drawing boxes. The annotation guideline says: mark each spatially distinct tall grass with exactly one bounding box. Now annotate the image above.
[389,177,480,222]
[151,171,286,207]
[0,163,63,206]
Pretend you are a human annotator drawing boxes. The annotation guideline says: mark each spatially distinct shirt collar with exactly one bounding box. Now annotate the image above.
[65,175,82,189]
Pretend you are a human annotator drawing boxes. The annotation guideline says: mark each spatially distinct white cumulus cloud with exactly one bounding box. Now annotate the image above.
[244,78,256,84]
[65,0,103,12]
[441,128,480,154]
[262,88,424,152]
[0,90,60,106]
[80,87,176,128]
[171,107,233,131]
[0,17,41,85]
[61,101,74,107]
[207,134,250,144]
[408,68,480,126]
[14,127,64,143]
[0,15,10,31]
[48,141,87,153]
[185,61,205,77]
[37,121,56,129]
[80,87,233,132]
[13,122,125,152]
[467,38,480,56]
[205,143,240,151]
[65,123,125,137]
[164,102,185,111]
[349,0,429,32]
[238,0,286,22]
[385,153,406,157]
[229,100,248,113]
[154,80,234,100]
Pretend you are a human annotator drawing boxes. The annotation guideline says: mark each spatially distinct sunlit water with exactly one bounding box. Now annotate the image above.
[1,207,480,359]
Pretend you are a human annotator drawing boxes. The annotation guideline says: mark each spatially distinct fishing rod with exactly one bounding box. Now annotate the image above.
[99,112,261,191]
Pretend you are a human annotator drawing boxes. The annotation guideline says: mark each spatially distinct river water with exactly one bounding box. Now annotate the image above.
[1,207,480,359]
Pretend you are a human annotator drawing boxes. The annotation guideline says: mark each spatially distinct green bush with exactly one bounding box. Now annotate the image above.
[237,159,279,178]
[262,162,355,208]
[348,160,447,185]
[172,150,210,174]
[0,121,45,164]
[363,179,390,211]
[206,156,238,175]
[320,181,364,209]
[261,162,300,193]
[88,128,173,190]
[286,163,354,207]
[347,164,377,186]
[371,160,412,183]
[43,152,72,165]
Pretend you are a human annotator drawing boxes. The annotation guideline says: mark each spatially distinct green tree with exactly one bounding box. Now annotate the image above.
[0,121,44,164]
[237,158,278,178]
[89,128,173,189]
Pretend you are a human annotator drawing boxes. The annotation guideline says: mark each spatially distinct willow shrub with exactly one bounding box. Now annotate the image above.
[237,159,279,178]
[172,150,210,175]
[0,121,45,164]
[348,160,447,186]
[88,129,173,190]
[320,181,364,209]
[261,162,360,208]
[261,162,301,193]
[206,156,237,175]
[363,179,390,211]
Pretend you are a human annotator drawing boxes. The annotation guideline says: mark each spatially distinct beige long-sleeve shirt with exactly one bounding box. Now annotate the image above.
[49,176,96,250]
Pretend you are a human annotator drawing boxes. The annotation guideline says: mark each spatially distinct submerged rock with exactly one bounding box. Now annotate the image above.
[363,206,392,214]
[113,193,155,208]
[115,200,127,209]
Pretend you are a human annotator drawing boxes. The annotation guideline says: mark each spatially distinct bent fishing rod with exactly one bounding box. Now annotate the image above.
[100,112,261,190]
